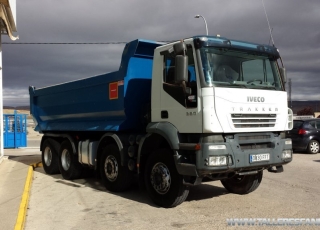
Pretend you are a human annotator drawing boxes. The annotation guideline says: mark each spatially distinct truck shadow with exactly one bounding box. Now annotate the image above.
[7,154,41,165]
[8,155,229,207]
[80,178,228,207]
[34,167,228,207]
[187,183,228,201]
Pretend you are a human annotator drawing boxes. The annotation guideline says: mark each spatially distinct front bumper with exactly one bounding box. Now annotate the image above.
[175,132,292,177]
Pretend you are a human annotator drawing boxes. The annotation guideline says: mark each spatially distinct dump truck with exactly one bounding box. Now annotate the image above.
[29,36,293,208]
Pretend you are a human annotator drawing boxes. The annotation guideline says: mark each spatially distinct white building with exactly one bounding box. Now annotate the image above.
[0,0,17,162]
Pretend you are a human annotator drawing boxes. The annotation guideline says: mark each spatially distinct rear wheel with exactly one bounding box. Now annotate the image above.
[221,171,263,194]
[100,144,133,192]
[145,149,189,208]
[58,140,83,180]
[307,140,319,154]
[42,139,60,174]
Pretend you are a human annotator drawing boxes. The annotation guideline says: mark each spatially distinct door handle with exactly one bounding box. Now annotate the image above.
[161,111,168,119]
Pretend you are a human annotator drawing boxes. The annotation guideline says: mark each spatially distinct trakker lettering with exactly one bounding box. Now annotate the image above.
[232,107,278,112]
[247,96,265,102]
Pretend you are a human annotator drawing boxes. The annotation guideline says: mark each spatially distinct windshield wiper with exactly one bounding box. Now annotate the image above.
[247,85,277,90]
[257,85,277,90]
[231,83,248,88]
[213,82,248,88]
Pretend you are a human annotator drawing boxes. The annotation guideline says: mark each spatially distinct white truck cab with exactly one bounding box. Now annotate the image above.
[143,36,293,207]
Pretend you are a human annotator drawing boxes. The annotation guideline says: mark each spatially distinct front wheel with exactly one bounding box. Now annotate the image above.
[221,171,263,194]
[145,149,189,208]
[307,140,319,154]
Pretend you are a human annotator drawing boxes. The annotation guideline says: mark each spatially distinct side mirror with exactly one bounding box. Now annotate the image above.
[173,42,186,55]
[174,55,188,83]
[173,41,188,83]
[280,67,287,83]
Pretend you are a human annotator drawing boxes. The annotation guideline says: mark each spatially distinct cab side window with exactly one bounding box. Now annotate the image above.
[163,54,175,84]
[162,46,197,108]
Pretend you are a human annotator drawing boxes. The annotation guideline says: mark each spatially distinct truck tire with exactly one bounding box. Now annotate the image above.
[58,140,83,180]
[42,139,60,175]
[307,140,319,154]
[145,149,189,208]
[221,171,263,194]
[100,144,133,192]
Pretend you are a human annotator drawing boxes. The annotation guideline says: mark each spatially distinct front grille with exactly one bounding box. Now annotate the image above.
[231,114,276,128]
[240,143,273,150]
[238,135,270,140]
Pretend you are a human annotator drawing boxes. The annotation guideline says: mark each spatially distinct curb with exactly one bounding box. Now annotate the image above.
[14,162,42,230]
[0,156,9,165]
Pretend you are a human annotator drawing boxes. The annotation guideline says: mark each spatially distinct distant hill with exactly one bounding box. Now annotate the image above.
[16,106,30,110]
[290,101,320,114]
[4,106,30,110]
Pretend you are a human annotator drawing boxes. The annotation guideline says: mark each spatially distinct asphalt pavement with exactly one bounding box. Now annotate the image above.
[1,136,320,230]
[0,138,41,230]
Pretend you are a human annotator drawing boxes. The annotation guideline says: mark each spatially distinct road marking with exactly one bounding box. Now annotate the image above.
[14,162,42,230]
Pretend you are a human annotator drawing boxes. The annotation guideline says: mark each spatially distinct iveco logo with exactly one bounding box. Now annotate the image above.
[247,96,265,102]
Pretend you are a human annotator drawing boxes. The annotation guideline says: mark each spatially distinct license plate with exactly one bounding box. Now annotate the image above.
[250,153,270,163]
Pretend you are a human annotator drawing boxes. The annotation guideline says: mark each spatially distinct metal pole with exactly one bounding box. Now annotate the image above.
[0,33,3,159]
[195,15,208,36]
[14,110,17,148]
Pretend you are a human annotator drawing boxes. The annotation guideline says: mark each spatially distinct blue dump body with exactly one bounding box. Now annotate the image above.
[29,39,163,133]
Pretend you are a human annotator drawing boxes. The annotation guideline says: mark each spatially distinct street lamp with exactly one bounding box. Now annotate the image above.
[194,15,208,36]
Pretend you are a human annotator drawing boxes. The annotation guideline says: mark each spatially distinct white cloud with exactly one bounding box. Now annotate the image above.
[2,88,29,106]
[2,0,320,106]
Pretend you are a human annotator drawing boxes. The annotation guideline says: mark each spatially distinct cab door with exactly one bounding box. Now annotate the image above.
[159,43,202,133]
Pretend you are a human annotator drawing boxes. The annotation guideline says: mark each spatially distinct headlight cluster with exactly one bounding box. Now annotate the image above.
[206,155,232,166]
[282,150,292,159]
[208,156,227,166]
[285,140,292,145]
[206,145,232,166]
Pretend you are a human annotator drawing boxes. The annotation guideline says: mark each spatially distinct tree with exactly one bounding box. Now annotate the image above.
[297,107,314,116]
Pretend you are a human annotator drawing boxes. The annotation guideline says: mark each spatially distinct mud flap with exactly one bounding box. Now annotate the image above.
[268,165,284,173]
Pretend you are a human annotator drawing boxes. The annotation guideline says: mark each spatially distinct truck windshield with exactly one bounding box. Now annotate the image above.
[200,47,283,90]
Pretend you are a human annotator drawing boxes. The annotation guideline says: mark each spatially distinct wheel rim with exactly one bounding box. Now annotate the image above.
[310,142,319,153]
[104,155,118,182]
[44,147,52,166]
[150,162,171,195]
[61,149,71,171]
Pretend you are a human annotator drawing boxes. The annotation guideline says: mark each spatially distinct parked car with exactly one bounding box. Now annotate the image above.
[286,119,320,154]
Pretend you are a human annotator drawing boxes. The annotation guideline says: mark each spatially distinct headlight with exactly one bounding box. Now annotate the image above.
[282,150,292,159]
[285,140,292,145]
[209,145,226,150]
[208,156,227,166]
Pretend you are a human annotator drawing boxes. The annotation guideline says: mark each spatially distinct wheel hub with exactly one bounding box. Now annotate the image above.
[104,155,118,182]
[61,149,71,171]
[150,162,171,195]
[44,147,52,166]
[310,142,319,153]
